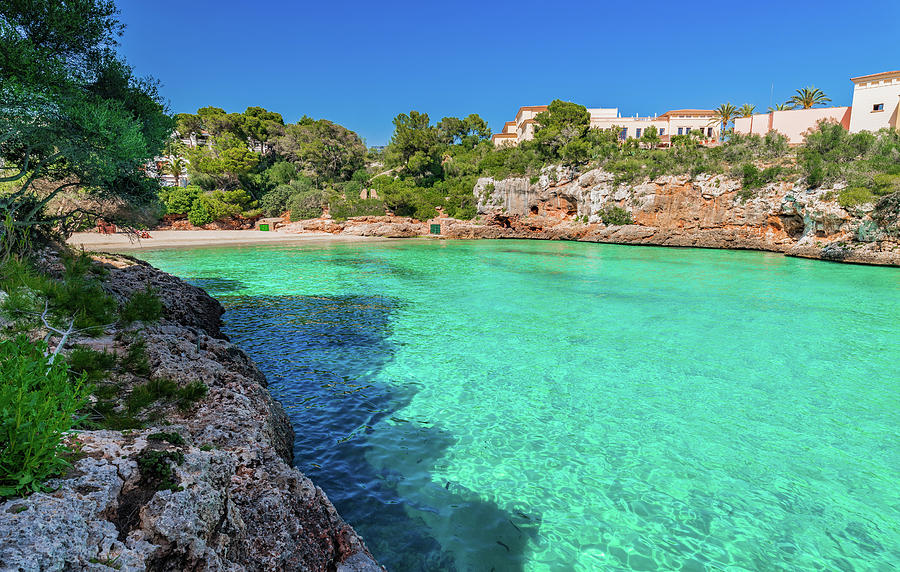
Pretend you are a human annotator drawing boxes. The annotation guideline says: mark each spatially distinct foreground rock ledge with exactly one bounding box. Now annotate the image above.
[0,255,381,572]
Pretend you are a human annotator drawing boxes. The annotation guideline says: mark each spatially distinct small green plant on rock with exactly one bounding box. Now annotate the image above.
[147,432,185,446]
[136,449,184,491]
[838,187,876,209]
[120,336,151,377]
[127,378,178,413]
[119,285,163,324]
[88,554,122,570]
[0,336,90,497]
[67,347,116,382]
[177,381,208,410]
[597,205,633,226]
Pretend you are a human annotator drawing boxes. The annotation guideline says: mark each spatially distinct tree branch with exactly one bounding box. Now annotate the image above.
[39,301,76,367]
[21,181,82,222]
[0,146,32,182]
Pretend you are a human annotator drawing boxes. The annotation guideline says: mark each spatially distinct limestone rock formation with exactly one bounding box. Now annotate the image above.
[467,169,899,266]
[0,255,381,572]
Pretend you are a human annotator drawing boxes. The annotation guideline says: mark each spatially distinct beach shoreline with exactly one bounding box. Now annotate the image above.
[67,229,390,251]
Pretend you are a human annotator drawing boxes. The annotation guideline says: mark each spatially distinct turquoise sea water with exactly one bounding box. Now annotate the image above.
[136,240,899,571]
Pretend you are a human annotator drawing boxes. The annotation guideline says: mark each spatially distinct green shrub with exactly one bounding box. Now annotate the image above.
[136,449,184,491]
[0,255,116,333]
[597,205,634,226]
[147,432,185,445]
[838,187,876,209]
[177,381,208,409]
[740,164,782,190]
[0,336,90,497]
[120,285,164,324]
[49,275,117,332]
[873,174,900,196]
[67,347,116,382]
[187,197,213,226]
[328,197,385,221]
[260,184,295,217]
[127,378,177,413]
[121,336,151,377]
[288,189,330,221]
[159,185,202,215]
[127,379,205,413]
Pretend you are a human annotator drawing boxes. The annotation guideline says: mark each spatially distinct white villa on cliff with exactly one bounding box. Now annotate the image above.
[492,105,718,147]
[734,70,900,144]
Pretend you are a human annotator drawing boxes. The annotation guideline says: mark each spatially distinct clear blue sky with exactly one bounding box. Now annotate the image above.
[116,0,900,146]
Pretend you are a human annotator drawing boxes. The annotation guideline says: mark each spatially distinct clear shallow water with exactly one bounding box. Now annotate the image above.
[137,240,900,571]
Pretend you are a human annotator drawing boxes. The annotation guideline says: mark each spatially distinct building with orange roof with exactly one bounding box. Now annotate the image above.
[734,70,899,144]
[492,105,718,147]
[849,70,900,133]
[491,106,548,146]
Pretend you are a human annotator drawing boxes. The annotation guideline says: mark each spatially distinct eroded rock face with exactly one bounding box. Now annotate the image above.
[101,257,226,339]
[467,170,900,266]
[0,256,381,572]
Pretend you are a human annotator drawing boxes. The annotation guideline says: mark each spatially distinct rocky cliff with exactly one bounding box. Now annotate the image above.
[0,255,381,572]
[278,169,898,266]
[456,168,898,265]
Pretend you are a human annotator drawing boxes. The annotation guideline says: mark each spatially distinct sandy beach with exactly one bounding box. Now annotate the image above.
[67,229,383,251]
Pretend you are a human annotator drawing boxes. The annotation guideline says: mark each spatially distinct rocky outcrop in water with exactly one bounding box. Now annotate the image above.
[0,254,381,572]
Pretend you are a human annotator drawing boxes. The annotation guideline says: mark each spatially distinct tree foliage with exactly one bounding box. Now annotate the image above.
[0,0,173,251]
[274,117,366,182]
[789,87,831,110]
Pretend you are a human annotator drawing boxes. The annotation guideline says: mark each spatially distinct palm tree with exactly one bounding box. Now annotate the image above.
[788,87,831,110]
[710,103,739,141]
[767,103,792,112]
[162,156,186,187]
[738,104,757,118]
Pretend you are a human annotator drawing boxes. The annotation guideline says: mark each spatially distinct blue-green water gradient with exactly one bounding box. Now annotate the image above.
[136,240,900,571]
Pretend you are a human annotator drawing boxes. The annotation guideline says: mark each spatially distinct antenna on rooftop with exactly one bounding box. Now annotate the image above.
[770,83,774,109]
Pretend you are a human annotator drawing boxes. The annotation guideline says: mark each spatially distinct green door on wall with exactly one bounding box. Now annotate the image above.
[430,224,441,235]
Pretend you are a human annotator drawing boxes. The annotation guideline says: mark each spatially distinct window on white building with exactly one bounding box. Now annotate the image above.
[636,128,642,138]
[619,128,627,140]
[707,127,713,137]
[659,128,665,136]
[874,103,884,112]
[677,127,683,135]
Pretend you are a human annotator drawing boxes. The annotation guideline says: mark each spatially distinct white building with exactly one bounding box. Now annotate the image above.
[589,109,718,143]
[734,70,900,143]
[849,70,900,133]
[492,105,718,147]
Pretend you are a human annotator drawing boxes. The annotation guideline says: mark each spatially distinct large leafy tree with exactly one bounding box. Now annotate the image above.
[0,0,172,249]
[437,114,491,148]
[533,100,591,160]
[274,117,366,182]
[710,103,739,141]
[186,132,260,189]
[174,112,204,145]
[240,106,284,154]
[389,111,440,174]
[788,87,831,110]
